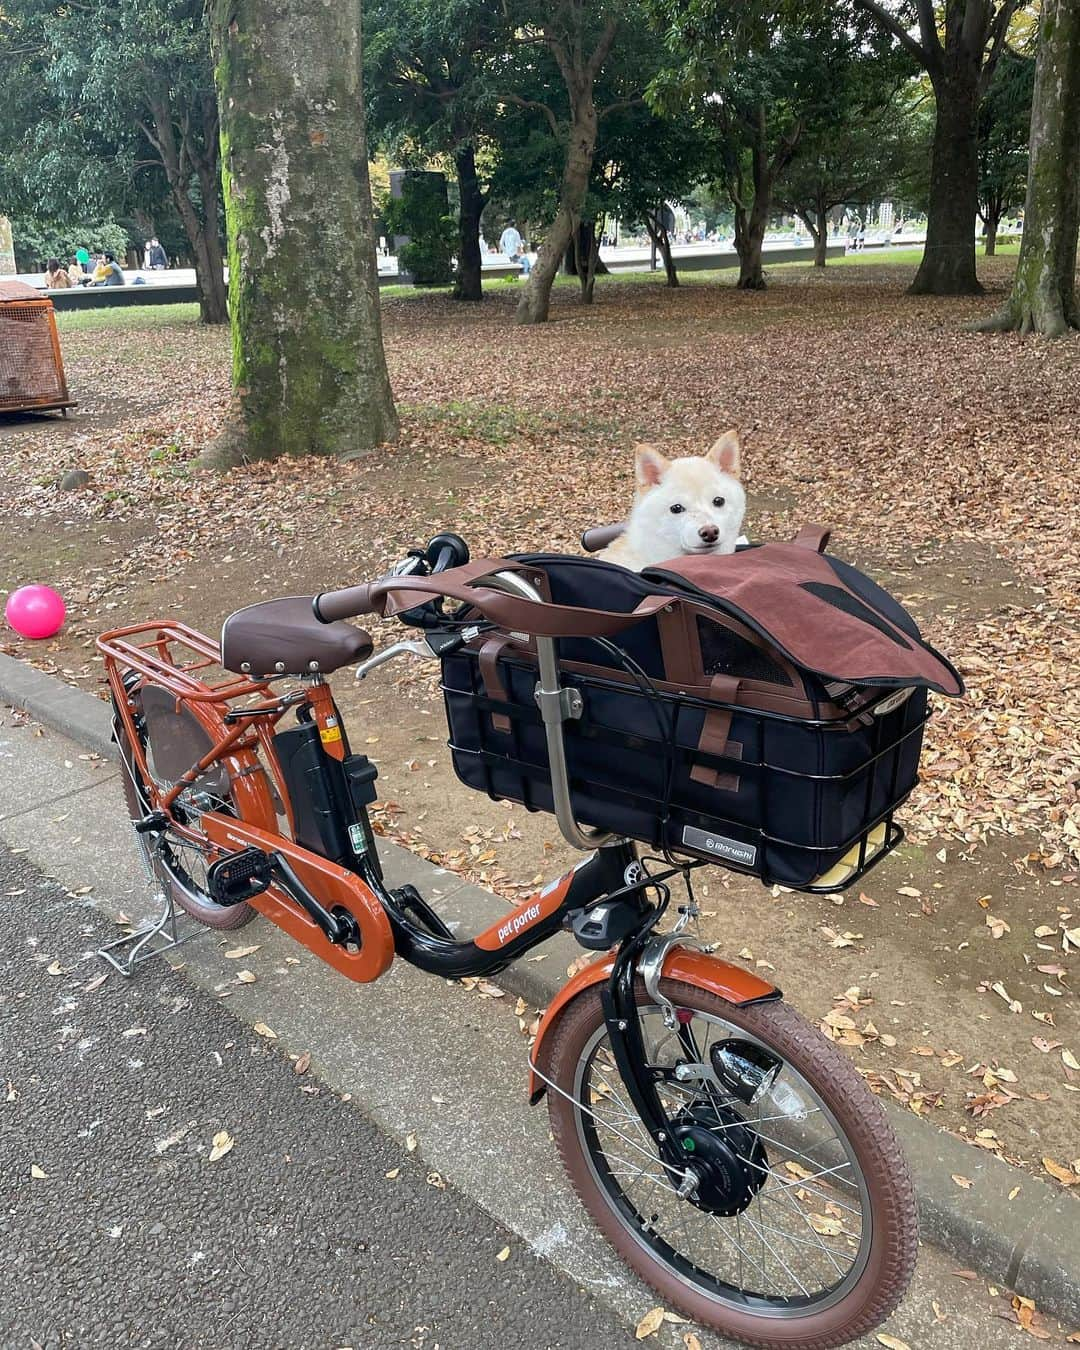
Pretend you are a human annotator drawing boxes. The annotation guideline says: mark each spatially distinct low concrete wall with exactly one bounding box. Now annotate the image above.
[48,283,201,311]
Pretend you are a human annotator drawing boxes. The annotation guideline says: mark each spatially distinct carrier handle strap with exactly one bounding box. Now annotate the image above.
[479,636,513,733]
[689,674,742,792]
[373,563,671,639]
[792,524,833,553]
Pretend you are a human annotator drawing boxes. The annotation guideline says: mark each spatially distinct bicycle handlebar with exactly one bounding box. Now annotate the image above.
[581,522,625,553]
[312,583,376,623]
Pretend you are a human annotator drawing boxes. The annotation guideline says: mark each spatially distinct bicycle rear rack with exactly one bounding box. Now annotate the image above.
[97,619,272,703]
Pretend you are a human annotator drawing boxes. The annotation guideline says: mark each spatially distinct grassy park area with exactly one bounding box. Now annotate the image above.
[3,252,1078,1176]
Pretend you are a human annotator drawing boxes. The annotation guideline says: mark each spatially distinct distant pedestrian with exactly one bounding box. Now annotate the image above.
[75,246,91,274]
[499,222,531,277]
[145,236,168,269]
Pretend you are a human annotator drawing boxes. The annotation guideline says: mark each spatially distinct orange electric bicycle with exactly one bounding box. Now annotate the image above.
[99,532,918,1349]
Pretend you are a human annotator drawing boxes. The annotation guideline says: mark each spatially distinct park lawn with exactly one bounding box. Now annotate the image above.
[53,242,1025,338]
[4,254,1079,1177]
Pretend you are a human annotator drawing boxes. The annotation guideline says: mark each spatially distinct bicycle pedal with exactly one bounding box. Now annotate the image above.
[207,848,273,906]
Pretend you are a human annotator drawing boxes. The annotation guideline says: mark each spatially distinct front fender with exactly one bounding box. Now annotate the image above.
[527,946,779,1102]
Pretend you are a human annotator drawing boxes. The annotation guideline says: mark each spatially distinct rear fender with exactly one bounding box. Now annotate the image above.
[527,945,779,1103]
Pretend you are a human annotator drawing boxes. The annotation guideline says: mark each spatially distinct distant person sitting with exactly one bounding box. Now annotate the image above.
[99,252,127,286]
[67,257,85,286]
[145,236,168,269]
[44,258,73,289]
[499,223,531,277]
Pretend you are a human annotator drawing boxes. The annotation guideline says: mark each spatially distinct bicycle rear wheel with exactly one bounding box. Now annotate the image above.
[545,979,917,1349]
[114,685,256,930]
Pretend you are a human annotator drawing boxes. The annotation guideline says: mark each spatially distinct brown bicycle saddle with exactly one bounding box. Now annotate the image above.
[221,596,373,678]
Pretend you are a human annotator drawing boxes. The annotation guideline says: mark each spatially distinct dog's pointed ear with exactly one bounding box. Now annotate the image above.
[706,430,742,478]
[634,443,670,490]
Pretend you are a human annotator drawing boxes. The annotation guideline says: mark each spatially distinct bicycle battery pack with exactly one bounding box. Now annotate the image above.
[274,722,378,868]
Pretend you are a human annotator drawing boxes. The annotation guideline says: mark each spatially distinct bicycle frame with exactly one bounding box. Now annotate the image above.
[97,621,650,982]
[98,614,780,1172]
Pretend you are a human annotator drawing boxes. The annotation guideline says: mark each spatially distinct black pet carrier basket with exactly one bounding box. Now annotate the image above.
[374,531,963,892]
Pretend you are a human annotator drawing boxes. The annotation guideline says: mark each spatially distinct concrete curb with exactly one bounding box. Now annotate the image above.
[3,653,1077,1327]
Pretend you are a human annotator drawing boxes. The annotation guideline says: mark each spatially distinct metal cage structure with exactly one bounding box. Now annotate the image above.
[0,281,75,415]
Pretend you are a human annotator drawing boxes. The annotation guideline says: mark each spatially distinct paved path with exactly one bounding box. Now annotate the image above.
[0,846,633,1350]
[0,716,1067,1348]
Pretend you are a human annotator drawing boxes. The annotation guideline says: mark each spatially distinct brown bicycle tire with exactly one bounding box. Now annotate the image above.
[545,979,918,1349]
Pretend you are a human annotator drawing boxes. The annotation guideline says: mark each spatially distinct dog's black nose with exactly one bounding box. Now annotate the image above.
[699,524,720,543]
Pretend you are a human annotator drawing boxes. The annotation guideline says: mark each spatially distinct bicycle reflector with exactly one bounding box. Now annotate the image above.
[207,848,273,906]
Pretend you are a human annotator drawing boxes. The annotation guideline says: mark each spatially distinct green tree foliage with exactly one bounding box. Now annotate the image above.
[0,0,227,322]
[601,109,708,286]
[7,217,128,273]
[773,48,922,267]
[383,175,457,286]
[364,0,509,301]
[977,49,1035,253]
[652,2,892,289]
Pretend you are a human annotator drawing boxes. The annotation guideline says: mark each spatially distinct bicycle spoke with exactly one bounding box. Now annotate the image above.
[571,1003,871,1309]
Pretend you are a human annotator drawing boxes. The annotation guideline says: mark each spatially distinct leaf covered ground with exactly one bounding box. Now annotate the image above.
[1,258,1078,1179]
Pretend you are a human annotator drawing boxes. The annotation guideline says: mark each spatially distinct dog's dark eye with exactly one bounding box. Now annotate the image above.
[669,503,685,514]
[713,496,726,508]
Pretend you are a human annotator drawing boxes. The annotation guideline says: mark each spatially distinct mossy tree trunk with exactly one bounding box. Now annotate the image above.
[976,0,1080,336]
[208,0,397,462]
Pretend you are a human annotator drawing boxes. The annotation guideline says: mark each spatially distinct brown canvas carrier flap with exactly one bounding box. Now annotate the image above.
[645,542,963,696]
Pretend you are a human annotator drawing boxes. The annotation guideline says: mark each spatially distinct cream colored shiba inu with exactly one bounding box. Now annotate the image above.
[598,431,747,572]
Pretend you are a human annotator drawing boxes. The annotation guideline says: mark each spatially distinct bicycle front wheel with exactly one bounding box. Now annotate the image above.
[545,979,917,1349]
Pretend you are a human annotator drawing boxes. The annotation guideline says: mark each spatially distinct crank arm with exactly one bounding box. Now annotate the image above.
[269,853,356,947]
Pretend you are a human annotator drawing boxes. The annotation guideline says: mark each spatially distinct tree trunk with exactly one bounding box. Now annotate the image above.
[192,228,229,323]
[813,204,829,268]
[735,190,770,290]
[145,95,228,324]
[453,142,484,303]
[208,0,397,461]
[976,0,1080,336]
[565,221,610,278]
[516,96,600,324]
[644,215,679,287]
[983,205,1001,255]
[910,72,983,294]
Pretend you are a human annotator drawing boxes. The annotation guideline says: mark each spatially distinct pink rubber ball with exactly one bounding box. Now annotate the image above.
[5,585,67,640]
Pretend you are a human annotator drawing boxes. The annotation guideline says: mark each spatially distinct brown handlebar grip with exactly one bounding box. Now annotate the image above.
[581,522,625,553]
[312,583,376,623]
